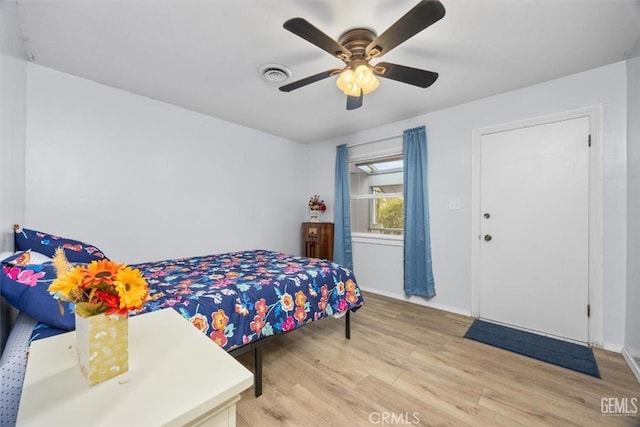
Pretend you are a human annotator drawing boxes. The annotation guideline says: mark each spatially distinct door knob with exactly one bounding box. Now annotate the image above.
[484,234,492,241]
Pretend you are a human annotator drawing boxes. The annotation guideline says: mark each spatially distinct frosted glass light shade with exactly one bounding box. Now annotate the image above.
[336,65,379,96]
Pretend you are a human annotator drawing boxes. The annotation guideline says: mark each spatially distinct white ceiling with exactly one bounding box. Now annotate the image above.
[15,0,640,144]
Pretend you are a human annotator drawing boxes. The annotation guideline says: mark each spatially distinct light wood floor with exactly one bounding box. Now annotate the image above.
[234,292,640,426]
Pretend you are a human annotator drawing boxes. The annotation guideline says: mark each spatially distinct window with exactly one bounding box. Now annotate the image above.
[350,155,403,236]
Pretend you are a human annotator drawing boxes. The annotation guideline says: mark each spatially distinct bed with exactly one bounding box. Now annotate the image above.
[1,226,364,424]
[132,248,364,395]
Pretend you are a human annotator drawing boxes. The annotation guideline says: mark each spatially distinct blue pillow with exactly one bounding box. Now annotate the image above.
[14,227,107,264]
[0,252,75,330]
[30,322,69,342]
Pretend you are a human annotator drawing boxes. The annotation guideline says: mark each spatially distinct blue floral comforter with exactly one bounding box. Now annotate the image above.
[131,250,364,351]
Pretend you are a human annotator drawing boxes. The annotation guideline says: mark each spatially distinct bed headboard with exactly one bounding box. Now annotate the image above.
[1,298,11,354]
[0,224,20,354]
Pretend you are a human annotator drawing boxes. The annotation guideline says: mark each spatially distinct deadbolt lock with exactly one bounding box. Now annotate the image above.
[484,234,492,241]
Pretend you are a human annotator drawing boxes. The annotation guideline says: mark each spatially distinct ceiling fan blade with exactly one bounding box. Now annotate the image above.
[346,90,363,110]
[373,62,438,88]
[366,0,445,58]
[279,69,341,92]
[284,18,351,61]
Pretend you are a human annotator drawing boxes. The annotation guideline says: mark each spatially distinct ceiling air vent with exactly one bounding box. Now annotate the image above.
[259,64,292,84]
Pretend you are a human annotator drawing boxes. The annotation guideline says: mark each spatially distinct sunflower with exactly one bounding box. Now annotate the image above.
[82,259,123,287]
[49,268,85,302]
[114,266,149,310]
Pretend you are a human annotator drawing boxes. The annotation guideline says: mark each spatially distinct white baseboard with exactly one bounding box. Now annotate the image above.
[360,287,471,317]
[622,347,640,384]
[602,343,624,353]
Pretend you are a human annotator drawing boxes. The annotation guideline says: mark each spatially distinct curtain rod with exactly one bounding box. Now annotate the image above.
[346,133,402,148]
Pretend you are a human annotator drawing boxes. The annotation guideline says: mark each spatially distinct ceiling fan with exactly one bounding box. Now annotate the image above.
[279,0,446,110]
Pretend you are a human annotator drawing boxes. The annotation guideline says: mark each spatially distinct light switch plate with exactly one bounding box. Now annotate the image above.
[448,198,461,210]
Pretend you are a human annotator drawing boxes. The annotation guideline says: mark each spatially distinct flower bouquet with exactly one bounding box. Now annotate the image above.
[49,248,149,317]
[308,195,327,222]
[49,248,149,385]
[308,195,327,211]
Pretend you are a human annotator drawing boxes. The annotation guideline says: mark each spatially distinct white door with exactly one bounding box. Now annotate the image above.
[479,116,590,343]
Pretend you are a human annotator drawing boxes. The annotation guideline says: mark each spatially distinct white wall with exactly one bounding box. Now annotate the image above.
[625,53,640,375]
[0,0,27,251]
[25,64,308,264]
[310,61,628,348]
[0,0,27,350]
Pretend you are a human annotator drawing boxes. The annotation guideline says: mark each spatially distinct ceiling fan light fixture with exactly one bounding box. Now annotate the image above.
[355,65,379,94]
[336,68,356,95]
[336,65,379,96]
[280,0,445,109]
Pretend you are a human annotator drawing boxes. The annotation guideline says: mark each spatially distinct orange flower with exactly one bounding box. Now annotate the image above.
[346,291,359,306]
[294,306,307,324]
[294,290,306,307]
[209,329,227,347]
[255,298,268,317]
[82,259,123,287]
[345,279,357,293]
[280,293,294,311]
[212,309,229,331]
[318,297,328,312]
[190,313,209,333]
[235,302,249,316]
[250,315,265,335]
[321,284,329,298]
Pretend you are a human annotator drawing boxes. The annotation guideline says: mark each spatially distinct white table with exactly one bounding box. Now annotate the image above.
[17,308,253,426]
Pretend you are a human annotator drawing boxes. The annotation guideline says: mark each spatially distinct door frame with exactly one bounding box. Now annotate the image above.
[470,106,603,346]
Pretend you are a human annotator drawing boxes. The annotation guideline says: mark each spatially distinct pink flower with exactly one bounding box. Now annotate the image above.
[337,299,349,312]
[3,266,45,287]
[282,316,296,331]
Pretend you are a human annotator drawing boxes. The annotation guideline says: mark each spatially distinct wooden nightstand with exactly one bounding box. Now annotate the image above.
[17,309,253,427]
[302,222,334,260]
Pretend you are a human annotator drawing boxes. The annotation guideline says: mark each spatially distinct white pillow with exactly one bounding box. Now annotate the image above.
[26,250,53,265]
[1,250,52,265]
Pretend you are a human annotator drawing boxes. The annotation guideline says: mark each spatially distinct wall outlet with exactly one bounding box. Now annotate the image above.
[448,198,461,210]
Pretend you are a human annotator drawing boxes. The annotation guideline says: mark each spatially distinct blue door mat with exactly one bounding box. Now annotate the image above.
[464,319,600,378]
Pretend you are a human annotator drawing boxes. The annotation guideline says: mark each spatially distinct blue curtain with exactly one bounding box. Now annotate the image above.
[333,144,353,270]
[403,126,435,298]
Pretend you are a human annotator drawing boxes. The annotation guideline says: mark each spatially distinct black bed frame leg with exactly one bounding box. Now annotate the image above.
[254,346,263,397]
[345,310,351,340]
[243,310,350,397]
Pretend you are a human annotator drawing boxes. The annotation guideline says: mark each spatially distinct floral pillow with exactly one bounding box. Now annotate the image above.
[0,251,75,330]
[14,227,107,264]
